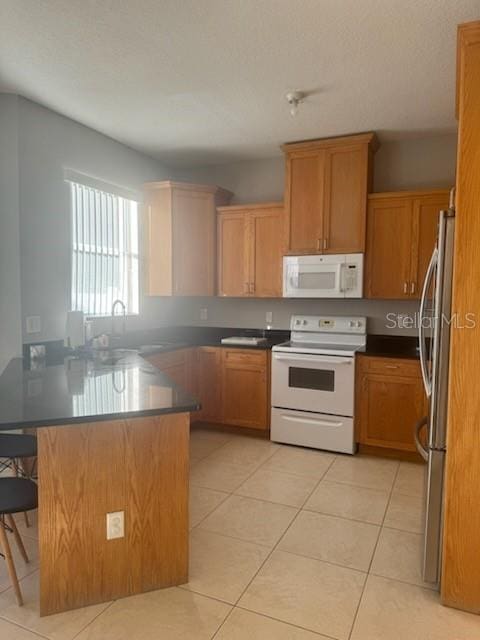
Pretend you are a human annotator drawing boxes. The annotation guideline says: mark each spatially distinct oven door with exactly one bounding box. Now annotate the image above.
[271,351,354,416]
[283,261,343,298]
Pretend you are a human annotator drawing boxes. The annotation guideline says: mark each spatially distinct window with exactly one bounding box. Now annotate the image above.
[69,180,139,316]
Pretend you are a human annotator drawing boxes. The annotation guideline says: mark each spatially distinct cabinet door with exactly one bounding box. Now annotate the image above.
[410,194,450,297]
[323,145,369,253]
[250,207,283,297]
[221,350,268,430]
[217,213,249,296]
[357,371,426,451]
[284,149,326,254]
[172,189,215,296]
[365,198,413,299]
[196,347,222,423]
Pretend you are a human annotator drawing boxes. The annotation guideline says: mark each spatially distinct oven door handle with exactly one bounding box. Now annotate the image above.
[281,413,344,428]
[273,353,353,365]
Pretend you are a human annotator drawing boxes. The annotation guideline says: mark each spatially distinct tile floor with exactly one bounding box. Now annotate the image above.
[1,427,480,639]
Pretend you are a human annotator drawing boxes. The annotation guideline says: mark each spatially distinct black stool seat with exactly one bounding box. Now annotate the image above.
[0,478,38,515]
[0,434,37,459]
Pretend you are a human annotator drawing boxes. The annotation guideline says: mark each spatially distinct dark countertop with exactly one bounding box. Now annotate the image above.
[360,334,420,360]
[0,351,200,431]
[124,326,290,354]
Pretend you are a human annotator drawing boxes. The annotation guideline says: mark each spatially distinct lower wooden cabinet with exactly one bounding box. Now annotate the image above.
[221,349,269,430]
[146,346,270,431]
[195,347,222,423]
[356,355,427,454]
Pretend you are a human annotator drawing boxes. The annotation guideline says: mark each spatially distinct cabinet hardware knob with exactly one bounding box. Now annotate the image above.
[323,238,328,250]
[410,282,416,294]
[317,238,321,251]
[403,281,408,294]
[385,365,399,369]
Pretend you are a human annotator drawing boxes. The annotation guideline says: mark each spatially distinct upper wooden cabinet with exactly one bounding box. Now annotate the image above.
[365,190,450,299]
[282,133,378,255]
[217,203,283,297]
[144,181,232,296]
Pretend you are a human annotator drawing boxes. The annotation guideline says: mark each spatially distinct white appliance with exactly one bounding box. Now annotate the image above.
[65,311,86,349]
[271,315,366,454]
[283,254,363,298]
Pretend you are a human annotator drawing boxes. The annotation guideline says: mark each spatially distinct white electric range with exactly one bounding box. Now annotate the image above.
[271,315,366,454]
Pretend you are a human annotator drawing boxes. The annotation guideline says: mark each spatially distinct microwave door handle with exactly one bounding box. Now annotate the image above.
[419,248,438,397]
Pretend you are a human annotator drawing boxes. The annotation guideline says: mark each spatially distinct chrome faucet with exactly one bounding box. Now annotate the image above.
[111,299,127,338]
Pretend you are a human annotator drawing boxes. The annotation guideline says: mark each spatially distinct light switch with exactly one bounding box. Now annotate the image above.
[266,311,273,324]
[200,308,208,320]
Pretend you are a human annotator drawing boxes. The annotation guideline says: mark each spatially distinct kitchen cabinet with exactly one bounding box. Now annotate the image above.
[146,346,270,431]
[365,190,450,299]
[282,133,378,255]
[217,203,283,297]
[221,349,269,429]
[144,181,232,297]
[356,355,427,455]
[195,347,223,423]
[145,348,196,396]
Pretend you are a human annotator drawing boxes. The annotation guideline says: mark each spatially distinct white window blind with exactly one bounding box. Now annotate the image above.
[70,181,139,316]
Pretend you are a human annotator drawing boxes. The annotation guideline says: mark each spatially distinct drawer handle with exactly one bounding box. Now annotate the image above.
[384,365,399,369]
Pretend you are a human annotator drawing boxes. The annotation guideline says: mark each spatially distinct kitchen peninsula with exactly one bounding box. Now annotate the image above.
[0,350,199,616]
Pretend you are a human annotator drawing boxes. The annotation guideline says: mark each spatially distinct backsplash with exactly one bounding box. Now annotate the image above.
[144,296,421,336]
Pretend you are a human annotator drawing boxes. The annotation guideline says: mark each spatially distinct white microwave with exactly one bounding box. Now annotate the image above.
[283,254,363,298]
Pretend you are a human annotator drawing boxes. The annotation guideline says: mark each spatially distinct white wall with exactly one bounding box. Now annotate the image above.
[0,95,22,372]
[16,98,174,343]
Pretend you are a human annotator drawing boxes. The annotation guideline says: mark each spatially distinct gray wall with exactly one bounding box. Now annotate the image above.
[168,133,457,335]
[0,95,22,372]
[16,97,174,343]
[8,96,458,346]
[177,134,457,204]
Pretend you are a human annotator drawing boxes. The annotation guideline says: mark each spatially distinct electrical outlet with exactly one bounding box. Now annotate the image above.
[200,308,208,320]
[26,316,41,334]
[265,311,273,324]
[106,511,125,540]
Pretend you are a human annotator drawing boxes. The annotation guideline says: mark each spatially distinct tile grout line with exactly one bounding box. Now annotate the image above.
[209,454,339,640]
[228,455,338,606]
[70,599,116,640]
[0,614,50,639]
[346,460,402,640]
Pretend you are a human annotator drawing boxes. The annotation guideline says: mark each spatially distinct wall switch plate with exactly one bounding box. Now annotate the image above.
[200,308,208,320]
[265,311,273,324]
[26,316,41,334]
[106,511,125,540]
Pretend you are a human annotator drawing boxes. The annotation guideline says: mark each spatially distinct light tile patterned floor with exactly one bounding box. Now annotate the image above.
[1,427,480,639]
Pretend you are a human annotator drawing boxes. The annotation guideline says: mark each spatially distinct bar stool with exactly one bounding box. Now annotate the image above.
[0,434,38,528]
[0,477,38,605]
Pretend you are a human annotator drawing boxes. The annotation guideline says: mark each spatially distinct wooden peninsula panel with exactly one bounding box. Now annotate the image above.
[38,413,189,616]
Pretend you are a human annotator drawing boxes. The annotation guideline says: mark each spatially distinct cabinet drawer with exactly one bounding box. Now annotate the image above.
[222,348,267,368]
[358,355,420,378]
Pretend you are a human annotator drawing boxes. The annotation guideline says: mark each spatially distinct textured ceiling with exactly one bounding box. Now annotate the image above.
[0,1,478,167]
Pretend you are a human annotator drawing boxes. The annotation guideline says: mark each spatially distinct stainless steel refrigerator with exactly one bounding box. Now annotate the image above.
[415,191,455,586]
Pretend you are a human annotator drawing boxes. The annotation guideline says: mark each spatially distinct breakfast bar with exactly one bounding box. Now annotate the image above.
[0,351,199,616]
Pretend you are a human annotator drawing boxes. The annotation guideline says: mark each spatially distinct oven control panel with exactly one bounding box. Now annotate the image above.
[290,315,366,334]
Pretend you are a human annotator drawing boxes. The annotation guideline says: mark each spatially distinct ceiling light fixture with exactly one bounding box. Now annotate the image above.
[285,91,305,117]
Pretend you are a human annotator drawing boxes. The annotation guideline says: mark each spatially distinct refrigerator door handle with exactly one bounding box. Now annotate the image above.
[414,416,429,462]
[419,248,438,397]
